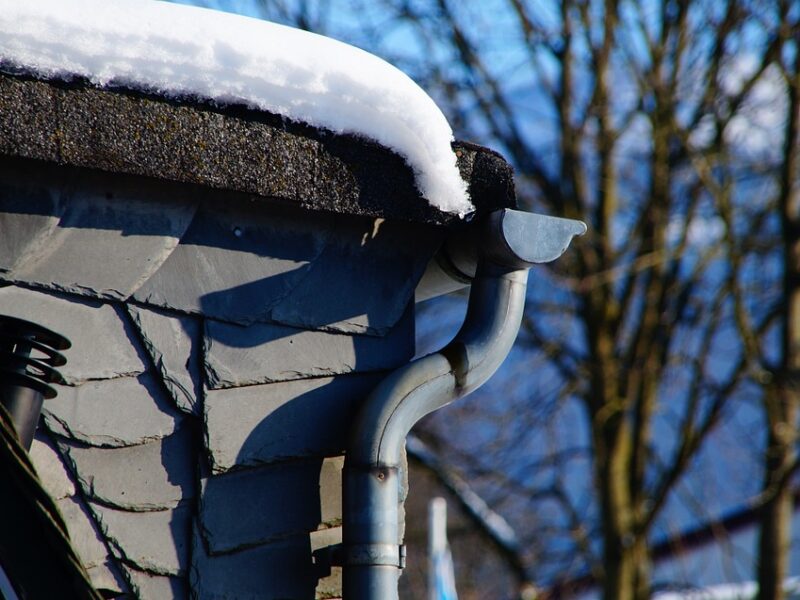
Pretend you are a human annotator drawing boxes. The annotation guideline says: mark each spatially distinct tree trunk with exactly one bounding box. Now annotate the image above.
[757,389,796,600]
[595,415,651,600]
[602,529,650,600]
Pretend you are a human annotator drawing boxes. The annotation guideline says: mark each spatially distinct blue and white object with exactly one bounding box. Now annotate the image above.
[429,497,458,600]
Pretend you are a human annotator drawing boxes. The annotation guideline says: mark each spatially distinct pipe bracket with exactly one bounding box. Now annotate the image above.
[340,543,406,568]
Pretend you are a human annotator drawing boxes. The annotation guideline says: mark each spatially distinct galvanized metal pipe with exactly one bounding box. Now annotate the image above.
[342,209,585,599]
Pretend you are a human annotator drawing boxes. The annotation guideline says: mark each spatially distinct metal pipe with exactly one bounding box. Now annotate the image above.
[0,315,70,450]
[342,209,585,599]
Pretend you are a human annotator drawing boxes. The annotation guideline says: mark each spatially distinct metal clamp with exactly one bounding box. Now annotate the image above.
[343,543,406,568]
[314,543,407,570]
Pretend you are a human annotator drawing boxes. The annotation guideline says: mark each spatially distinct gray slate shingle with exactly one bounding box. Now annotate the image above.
[44,374,182,447]
[128,304,203,416]
[58,425,196,511]
[204,373,383,473]
[190,525,342,600]
[0,176,61,274]
[29,431,75,501]
[132,203,331,325]
[125,567,189,600]
[92,502,192,576]
[57,496,113,571]
[85,560,129,596]
[0,167,196,299]
[203,305,413,389]
[0,286,146,383]
[199,456,342,554]
[269,217,439,336]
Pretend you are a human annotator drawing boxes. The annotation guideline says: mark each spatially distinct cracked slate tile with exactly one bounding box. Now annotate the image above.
[203,304,413,389]
[44,374,181,448]
[0,286,146,383]
[124,566,189,600]
[199,456,342,554]
[191,524,324,600]
[58,425,196,511]
[269,217,439,336]
[5,175,196,300]
[92,502,192,577]
[128,304,203,416]
[29,431,75,500]
[57,496,113,571]
[133,202,331,325]
[204,373,383,473]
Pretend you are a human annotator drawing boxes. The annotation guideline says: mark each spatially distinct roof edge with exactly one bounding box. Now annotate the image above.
[0,70,515,227]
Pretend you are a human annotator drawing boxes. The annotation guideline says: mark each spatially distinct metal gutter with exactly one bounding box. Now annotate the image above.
[341,208,586,599]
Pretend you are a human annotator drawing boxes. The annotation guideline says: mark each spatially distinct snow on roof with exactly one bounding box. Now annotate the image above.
[0,0,472,216]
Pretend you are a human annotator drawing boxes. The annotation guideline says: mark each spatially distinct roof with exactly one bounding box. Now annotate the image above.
[0,69,516,226]
[0,44,518,599]
[0,0,473,214]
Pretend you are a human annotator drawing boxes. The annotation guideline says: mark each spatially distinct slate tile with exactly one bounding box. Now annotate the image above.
[44,374,181,448]
[133,203,331,324]
[57,496,112,571]
[0,175,62,274]
[6,178,196,300]
[125,566,189,600]
[190,525,336,600]
[128,304,203,415]
[204,373,382,473]
[29,431,75,501]
[270,217,439,336]
[203,305,413,389]
[310,527,343,600]
[59,426,196,511]
[92,503,192,576]
[199,457,342,554]
[86,560,130,597]
[0,286,146,383]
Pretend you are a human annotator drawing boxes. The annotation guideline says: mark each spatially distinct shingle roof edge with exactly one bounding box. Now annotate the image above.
[0,70,516,226]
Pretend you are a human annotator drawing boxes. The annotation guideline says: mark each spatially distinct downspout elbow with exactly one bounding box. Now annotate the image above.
[348,264,528,469]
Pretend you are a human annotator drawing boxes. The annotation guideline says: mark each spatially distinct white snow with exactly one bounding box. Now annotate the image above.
[653,576,800,599]
[0,0,472,216]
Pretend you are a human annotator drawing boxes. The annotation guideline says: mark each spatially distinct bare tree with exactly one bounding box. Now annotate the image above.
[364,1,794,598]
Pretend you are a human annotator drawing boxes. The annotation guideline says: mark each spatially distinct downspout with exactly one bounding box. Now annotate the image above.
[341,208,586,599]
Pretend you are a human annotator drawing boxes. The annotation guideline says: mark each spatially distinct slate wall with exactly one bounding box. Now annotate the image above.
[0,158,444,599]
